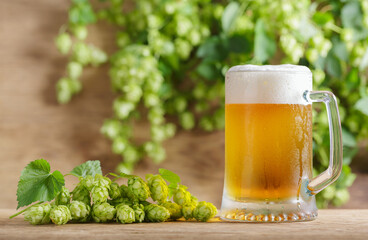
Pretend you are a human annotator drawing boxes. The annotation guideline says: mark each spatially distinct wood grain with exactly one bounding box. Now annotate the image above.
[0,0,367,210]
[1,209,368,240]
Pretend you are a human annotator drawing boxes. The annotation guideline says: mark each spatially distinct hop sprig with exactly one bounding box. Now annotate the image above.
[128,176,150,201]
[146,174,169,203]
[71,183,90,206]
[144,204,170,222]
[161,201,182,220]
[193,201,217,222]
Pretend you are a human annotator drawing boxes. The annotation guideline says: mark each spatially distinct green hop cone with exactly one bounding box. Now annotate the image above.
[91,186,109,204]
[128,177,150,201]
[116,204,135,224]
[146,174,168,203]
[55,33,72,55]
[24,203,51,225]
[182,196,198,220]
[94,174,112,188]
[120,185,137,203]
[55,186,71,205]
[81,175,95,191]
[193,201,217,222]
[108,197,133,207]
[71,183,91,206]
[69,201,91,222]
[161,201,182,220]
[109,182,122,200]
[173,185,191,206]
[50,205,71,225]
[132,203,145,223]
[92,203,116,223]
[144,204,170,222]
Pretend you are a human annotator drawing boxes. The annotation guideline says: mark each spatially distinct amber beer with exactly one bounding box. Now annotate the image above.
[225,103,313,200]
[224,65,314,201]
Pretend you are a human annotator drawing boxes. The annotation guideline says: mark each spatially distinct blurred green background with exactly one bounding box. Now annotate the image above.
[1,0,367,209]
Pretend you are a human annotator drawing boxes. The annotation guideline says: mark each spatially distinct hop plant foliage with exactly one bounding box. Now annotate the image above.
[12,159,217,225]
[53,0,367,207]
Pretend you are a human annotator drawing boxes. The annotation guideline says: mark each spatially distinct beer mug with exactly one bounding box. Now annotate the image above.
[220,65,342,222]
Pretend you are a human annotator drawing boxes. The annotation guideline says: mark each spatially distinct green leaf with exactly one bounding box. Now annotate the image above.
[119,172,135,178]
[331,39,348,62]
[196,36,227,61]
[16,159,64,209]
[196,60,221,80]
[69,160,102,178]
[341,128,357,147]
[159,168,181,184]
[355,97,368,116]
[228,35,251,54]
[341,1,363,29]
[326,52,342,78]
[312,12,333,26]
[222,2,240,33]
[359,48,368,71]
[254,19,276,62]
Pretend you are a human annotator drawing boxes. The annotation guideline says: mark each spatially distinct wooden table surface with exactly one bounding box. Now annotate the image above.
[1,209,367,240]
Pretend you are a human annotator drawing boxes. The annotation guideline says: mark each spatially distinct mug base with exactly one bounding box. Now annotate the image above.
[220,195,318,222]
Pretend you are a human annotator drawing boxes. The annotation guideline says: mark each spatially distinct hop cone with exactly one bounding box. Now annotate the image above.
[173,185,191,206]
[71,183,91,206]
[50,205,71,225]
[182,196,198,220]
[81,175,95,191]
[91,186,109,204]
[69,201,91,222]
[55,186,71,205]
[109,182,121,200]
[132,203,145,223]
[144,204,170,222]
[120,185,137,202]
[161,201,182,220]
[108,197,132,207]
[24,203,51,225]
[147,174,168,203]
[94,174,111,188]
[92,203,116,222]
[128,177,150,201]
[116,204,135,224]
[193,201,217,222]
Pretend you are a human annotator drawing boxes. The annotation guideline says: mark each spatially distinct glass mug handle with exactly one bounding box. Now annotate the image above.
[304,90,343,195]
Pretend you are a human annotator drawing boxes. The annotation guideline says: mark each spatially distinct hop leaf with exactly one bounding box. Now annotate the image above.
[70,160,102,178]
[69,200,91,222]
[55,186,71,205]
[116,204,135,224]
[16,159,65,209]
[50,205,71,225]
[23,203,51,225]
[92,203,116,222]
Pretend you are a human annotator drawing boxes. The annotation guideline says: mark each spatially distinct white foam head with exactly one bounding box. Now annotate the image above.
[225,64,312,105]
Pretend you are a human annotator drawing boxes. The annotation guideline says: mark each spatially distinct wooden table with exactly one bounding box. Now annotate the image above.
[0,209,367,240]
